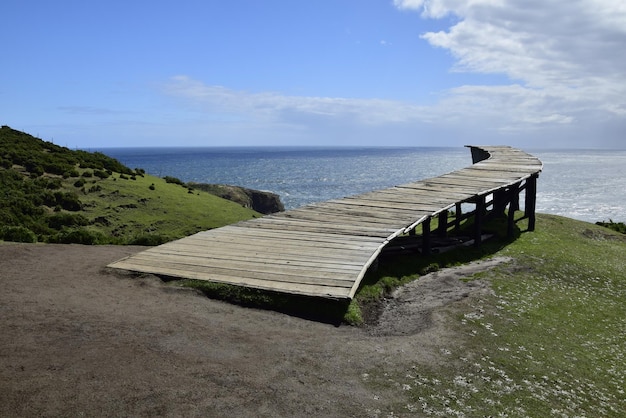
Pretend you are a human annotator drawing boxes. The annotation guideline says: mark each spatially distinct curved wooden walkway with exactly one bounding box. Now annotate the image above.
[109,146,543,300]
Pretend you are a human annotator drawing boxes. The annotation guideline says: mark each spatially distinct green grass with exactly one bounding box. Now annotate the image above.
[361,214,626,416]
[72,171,260,244]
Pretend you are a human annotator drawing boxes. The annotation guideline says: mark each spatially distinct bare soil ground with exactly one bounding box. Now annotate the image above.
[1,243,509,417]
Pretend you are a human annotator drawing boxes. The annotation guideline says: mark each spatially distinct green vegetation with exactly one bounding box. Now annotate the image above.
[0,126,260,244]
[358,214,626,416]
[597,219,626,234]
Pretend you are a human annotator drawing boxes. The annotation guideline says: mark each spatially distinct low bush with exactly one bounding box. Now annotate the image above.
[50,229,105,245]
[129,234,169,246]
[93,170,110,179]
[47,213,89,230]
[596,220,626,234]
[164,176,185,186]
[0,225,37,243]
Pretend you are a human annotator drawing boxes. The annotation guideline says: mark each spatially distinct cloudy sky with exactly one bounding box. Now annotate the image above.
[1,0,625,148]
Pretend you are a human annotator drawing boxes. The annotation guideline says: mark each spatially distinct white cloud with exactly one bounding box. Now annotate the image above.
[162,75,430,126]
[161,0,626,148]
[393,0,626,145]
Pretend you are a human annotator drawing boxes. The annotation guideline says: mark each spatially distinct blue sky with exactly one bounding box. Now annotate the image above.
[2,0,625,148]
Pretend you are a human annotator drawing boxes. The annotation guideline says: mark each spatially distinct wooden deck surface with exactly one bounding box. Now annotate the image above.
[108,146,543,299]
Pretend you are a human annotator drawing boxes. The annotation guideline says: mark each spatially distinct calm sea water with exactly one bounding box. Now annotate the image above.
[96,147,626,224]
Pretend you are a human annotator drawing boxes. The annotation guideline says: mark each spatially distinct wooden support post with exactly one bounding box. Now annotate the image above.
[511,188,520,212]
[437,211,448,237]
[493,190,507,216]
[525,174,538,231]
[507,183,519,238]
[455,202,462,232]
[422,216,431,255]
[474,196,485,246]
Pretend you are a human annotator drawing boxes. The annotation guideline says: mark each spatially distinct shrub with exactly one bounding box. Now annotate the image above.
[596,220,626,234]
[93,170,110,179]
[47,213,89,230]
[129,234,168,246]
[25,161,44,177]
[52,191,82,211]
[0,226,37,243]
[64,169,80,178]
[164,176,184,185]
[51,229,104,245]
[43,178,62,190]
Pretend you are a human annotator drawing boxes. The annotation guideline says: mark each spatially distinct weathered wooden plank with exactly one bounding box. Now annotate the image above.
[337,197,446,213]
[195,228,380,250]
[362,188,461,204]
[240,219,394,238]
[179,231,380,254]
[305,201,428,222]
[122,252,363,277]
[151,240,375,265]
[462,168,527,181]
[246,215,398,235]
[111,260,352,298]
[283,206,415,226]
[280,209,408,228]
[344,190,455,208]
[112,260,358,290]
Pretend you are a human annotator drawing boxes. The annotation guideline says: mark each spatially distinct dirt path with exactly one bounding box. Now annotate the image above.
[1,243,508,417]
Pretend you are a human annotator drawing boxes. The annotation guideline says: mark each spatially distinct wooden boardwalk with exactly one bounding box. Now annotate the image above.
[108,146,543,300]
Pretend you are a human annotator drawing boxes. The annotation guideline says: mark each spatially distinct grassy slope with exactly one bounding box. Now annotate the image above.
[361,214,626,416]
[69,171,261,243]
[0,126,260,244]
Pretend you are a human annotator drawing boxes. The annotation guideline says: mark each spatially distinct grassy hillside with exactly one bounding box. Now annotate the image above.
[355,213,626,416]
[0,126,260,244]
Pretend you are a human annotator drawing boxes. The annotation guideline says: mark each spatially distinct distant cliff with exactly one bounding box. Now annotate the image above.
[189,183,284,215]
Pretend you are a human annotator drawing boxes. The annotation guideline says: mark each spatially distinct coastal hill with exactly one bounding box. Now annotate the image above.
[0,126,282,245]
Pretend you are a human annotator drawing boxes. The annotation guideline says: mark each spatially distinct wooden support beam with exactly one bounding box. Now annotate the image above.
[525,174,538,231]
[493,190,507,216]
[511,188,520,212]
[507,183,519,238]
[474,196,485,246]
[437,211,448,237]
[422,216,431,255]
[455,202,462,232]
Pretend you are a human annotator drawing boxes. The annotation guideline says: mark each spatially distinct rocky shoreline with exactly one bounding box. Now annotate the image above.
[190,183,285,214]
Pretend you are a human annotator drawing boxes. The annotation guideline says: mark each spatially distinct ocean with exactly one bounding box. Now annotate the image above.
[96,146,626,224]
